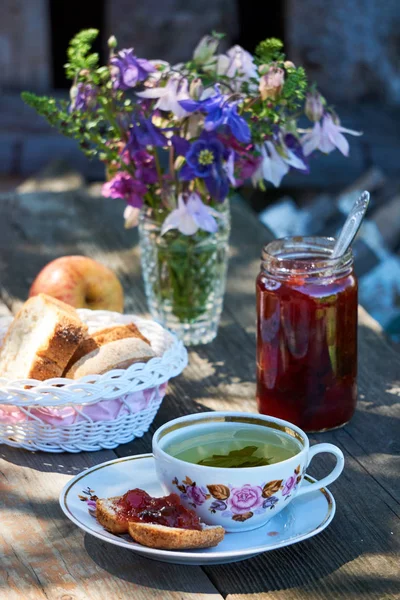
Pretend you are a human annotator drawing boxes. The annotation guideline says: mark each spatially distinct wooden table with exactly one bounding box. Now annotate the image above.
[0,190,399,600]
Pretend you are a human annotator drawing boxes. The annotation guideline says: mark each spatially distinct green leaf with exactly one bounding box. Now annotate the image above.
[211,30,225,40]
[65,28,100,79]
[197,446,272,468]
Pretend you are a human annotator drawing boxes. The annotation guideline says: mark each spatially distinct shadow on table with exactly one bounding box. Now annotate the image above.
[83,516,397,598]
[202,539,399,596]
[83,533,219,594]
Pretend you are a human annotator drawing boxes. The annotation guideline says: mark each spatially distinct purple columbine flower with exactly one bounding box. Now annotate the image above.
[111,48,155,90]
[69,83,97,112]
[171,135,190,157]
[132,150,158,184]
[179,133,230,202]
[102,172,147,208]
[180,87,251,144]
[125,114,167,154]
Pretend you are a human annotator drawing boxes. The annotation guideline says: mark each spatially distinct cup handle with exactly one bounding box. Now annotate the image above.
[296,443,344,498]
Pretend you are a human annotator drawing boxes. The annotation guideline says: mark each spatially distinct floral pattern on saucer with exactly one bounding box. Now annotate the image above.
[172,464,303,522]
[78,486,98,515]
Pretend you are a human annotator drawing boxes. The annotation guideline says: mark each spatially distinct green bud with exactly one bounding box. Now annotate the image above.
[108,35,117,49]
[193,35,219,64]
[305,92,324,122]
[189,78,204,100]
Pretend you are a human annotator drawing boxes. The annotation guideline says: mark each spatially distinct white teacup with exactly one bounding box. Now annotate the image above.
[152,411,344,532]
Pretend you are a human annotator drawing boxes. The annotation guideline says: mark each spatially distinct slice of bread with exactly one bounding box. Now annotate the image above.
[92,323,150,347]
[127,522,225,550]
[96,496,225,550]
[0,293,87,380]
[64,337,155,379]
[65,323,151,371]
[96,496,130,534]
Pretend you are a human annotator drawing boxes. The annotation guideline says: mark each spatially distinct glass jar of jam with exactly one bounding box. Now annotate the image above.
[256,237,358,432]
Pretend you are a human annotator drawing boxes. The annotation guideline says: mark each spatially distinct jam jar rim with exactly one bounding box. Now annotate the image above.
[261,236,354,280]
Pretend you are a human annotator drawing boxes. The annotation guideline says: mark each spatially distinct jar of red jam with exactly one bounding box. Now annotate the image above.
[256,236,358,432]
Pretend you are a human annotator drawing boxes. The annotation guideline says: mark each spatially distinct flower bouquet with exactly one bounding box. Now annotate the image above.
[22,30,360,345]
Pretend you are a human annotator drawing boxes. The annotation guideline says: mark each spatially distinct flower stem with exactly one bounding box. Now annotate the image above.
[153,149,164,188]
[169,146,175,178]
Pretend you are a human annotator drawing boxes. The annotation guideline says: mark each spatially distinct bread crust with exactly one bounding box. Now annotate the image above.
[0,294,87,380]
[64,323,151,373]
[93,323,150,346]
[96,497,129,534]
[96,497,225,549]
[29,320,88,380]
[64,337,155,379]
[128,522,225,550]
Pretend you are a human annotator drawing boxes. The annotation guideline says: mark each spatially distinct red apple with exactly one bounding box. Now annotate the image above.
[29,256,124,312]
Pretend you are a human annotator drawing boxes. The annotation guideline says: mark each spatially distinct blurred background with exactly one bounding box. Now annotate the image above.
[0,0,400,338]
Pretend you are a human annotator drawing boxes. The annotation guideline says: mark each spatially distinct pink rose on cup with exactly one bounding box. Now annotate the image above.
[282,475,297,496]
[228,485,263,513]
[186,484,208,506]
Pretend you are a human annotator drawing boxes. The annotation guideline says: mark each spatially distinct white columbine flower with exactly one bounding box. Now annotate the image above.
[301,114,362,157]
[225,45,258,81]
[204,45,258,91]
[136,77,190,119]
[161,193,219,236]
[253,141,308,188]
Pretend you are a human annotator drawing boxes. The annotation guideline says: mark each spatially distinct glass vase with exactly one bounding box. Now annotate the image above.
[138,200,230,345]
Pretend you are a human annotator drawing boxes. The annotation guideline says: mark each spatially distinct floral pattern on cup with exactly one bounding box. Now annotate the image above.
[172,464,303,522]
[172,475,211,508]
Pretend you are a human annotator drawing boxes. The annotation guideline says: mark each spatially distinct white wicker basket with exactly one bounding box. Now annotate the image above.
[0,309,188,453]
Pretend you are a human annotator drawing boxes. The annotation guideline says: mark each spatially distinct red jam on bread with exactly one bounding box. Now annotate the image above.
[116,488,202,531]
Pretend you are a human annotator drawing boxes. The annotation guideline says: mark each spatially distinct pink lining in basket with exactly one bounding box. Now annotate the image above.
[0,383,167,426]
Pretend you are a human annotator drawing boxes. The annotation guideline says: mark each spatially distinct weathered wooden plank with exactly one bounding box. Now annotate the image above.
[204,424,400,600]
[0,189,399,600]
[0,447,223,600]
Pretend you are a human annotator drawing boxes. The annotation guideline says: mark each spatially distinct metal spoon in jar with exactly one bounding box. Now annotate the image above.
[331,190,370,259]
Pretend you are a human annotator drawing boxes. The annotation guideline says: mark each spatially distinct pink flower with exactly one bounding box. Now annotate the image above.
[282,475,297,497]
[259,66,285,101]
[102,172,147,208]
[235,151,261,186]
[228,485,263,513]
[221,135,261,186]
[123,205,141,229]
[301,114,362,157]
[186,485,208,506]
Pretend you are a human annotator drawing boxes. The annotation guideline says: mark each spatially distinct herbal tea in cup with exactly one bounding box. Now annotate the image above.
[153,412,344,532]
[164,424,301,468]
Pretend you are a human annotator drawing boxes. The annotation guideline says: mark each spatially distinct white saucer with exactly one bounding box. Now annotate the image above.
[59,454,336,565]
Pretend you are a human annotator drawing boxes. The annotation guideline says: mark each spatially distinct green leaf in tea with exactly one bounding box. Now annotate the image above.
[197,445,272,468]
